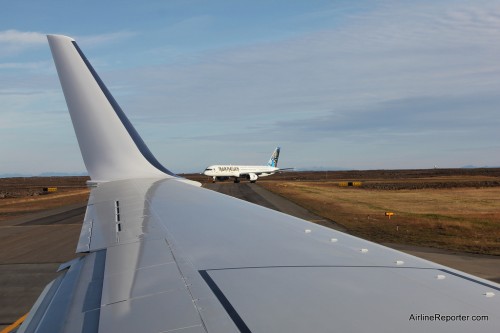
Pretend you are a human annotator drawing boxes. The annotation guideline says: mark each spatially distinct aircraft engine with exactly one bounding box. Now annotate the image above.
[248,173,258,183]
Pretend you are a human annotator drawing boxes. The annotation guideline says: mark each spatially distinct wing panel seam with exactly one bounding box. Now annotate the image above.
[198,270,252,333]
[203,265,500,291]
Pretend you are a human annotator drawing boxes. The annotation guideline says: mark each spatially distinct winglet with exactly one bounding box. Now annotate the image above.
[47,35,177,182]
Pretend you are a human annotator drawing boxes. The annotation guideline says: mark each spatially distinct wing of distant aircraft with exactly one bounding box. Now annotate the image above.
[17,35,500,333]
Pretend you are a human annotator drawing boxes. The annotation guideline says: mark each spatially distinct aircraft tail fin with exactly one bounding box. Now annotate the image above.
[267,147,280,167]
[47,35,176,182]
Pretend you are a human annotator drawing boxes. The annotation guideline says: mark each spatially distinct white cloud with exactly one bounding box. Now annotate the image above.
[0,61,47,70]
[0,30,46,56]
[0,29,46,44]
[78,31,137,47]
[0,30,137,57]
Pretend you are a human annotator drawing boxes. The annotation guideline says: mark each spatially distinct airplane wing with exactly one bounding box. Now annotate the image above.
[18,35,500,333]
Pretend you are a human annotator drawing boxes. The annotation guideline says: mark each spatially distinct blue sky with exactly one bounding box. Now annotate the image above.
[1,0,500,174]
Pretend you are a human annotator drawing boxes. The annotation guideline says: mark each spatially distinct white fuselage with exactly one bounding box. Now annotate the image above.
[203,165,278,178]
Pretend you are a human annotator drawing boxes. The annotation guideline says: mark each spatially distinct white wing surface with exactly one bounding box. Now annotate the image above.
[18,35,500,333]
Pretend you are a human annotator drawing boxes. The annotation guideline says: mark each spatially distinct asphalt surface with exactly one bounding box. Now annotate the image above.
[0,203,86,330]
[20,205,87,226]
[1,182,500,329]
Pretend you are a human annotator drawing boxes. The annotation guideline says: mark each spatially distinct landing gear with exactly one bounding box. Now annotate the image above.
[234,178,240,183]
[250,180,256,183]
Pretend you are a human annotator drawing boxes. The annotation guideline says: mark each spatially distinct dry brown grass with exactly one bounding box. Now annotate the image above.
[260,181,500,255]
[0,176,90,223]
[0,189,90,223]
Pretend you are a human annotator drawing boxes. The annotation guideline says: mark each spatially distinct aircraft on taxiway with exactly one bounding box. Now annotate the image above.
[203,147,292,183]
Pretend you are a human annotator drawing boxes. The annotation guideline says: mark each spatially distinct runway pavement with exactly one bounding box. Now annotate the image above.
[1,182,499,329]
[0,203,86,330]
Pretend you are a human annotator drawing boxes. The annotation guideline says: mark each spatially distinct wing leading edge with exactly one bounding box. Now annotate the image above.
[18,35,500,333]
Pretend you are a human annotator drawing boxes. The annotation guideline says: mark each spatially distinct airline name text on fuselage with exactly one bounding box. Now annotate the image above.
[218,166,239,172]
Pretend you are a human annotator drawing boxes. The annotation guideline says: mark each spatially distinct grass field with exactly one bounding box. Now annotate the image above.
[259,181,500,255]
[0,177,89,222]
